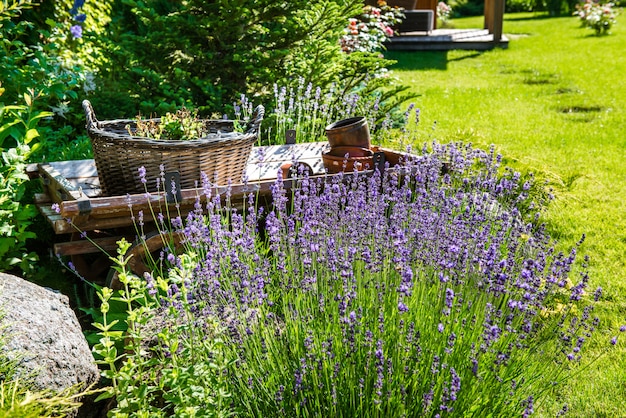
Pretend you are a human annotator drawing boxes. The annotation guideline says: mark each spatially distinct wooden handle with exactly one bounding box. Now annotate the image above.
[82,100,99,130]
[245,104,264,134]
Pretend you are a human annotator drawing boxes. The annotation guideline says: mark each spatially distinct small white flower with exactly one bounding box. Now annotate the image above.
[50,101,70,118]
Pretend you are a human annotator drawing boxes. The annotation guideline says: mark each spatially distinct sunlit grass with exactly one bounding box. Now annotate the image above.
[386,12,625,417]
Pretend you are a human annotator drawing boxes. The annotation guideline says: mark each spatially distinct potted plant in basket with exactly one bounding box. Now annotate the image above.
[82,100,264,196]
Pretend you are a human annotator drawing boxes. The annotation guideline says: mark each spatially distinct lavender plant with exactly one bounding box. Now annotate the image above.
[236,77,413,146]
[95,141,605,416]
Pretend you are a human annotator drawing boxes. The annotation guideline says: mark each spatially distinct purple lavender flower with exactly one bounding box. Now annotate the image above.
[449,367,461,401]
[349,311,357,322]
[445,288,455,309]
[138,166,147,184]
[70,25,82,38]
[593,286,603,301]
[522,396,534,417]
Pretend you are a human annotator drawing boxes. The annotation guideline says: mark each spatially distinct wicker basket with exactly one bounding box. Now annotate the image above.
[83,100,263,196]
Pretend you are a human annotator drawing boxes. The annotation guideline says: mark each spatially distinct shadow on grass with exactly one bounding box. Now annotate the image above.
[385,51,449,71]
[504,13,569,22]
[385,50,485,71]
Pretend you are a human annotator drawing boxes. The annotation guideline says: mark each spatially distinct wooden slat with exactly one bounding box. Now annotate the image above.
[36,144,412,235]
[53,236,125,256]
[38,163,83,203]
[43,160,101,198]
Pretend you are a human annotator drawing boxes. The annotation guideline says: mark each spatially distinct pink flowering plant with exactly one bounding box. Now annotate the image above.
[574,0,620,35]
[437,2,453,26]
[340,2,405,53]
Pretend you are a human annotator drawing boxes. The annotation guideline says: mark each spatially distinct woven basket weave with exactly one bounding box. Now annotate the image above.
[83,100,263,196]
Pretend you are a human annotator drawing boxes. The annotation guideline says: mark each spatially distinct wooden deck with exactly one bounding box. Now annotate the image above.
[386,29,509,51]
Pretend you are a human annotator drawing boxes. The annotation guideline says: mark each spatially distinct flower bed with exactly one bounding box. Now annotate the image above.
[95,141,601,416]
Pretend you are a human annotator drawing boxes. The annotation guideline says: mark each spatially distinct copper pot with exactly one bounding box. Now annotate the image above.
[322,146,374,173]
[325,117,371,150]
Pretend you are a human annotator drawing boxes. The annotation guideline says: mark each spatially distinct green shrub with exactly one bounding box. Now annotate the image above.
[0,90,52,275]
[93,241,234,417]
[0,0,104,162]
[450,0,484,16]
[505,0,537,12]
[89,0,388,117]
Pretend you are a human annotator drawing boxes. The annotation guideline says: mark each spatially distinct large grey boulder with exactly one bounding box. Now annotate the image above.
[0,272,99,392]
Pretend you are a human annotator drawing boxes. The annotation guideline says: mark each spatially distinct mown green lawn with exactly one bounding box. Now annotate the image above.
[386,12,625,417]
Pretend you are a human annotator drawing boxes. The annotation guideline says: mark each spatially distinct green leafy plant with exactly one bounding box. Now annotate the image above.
[0,0,103,162]
[92,239,234,417]
[127,108,208,141]
[0,88,52,275]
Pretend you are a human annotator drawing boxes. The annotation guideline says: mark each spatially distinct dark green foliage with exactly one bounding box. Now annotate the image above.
[451,0,484,16]
[91,0,366,117]
[0,0,106,162]
[505,0,537,12]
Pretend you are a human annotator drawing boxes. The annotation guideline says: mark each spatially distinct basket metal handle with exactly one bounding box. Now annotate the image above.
[244,104,264,134]
[82,99,99,130]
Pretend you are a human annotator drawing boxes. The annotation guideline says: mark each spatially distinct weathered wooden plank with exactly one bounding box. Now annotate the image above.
[58,179,274,219]
[38,163,83,203]
[248,142,327,163]
[34,193,51,204]
[53,236,125,256]
[43,160,102,198]
[46,159,98,180]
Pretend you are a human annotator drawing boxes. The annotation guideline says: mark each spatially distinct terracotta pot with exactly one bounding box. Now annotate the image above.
[325,117,371,150]
[327,146,373,158]
[322,146,375,174]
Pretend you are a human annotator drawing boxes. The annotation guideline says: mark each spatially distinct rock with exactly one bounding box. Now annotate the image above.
[0,272,99,393]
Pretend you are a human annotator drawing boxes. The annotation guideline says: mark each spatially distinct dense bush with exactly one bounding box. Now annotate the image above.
[449,0,484,16]
[0,1,88,277]
[88,0,398,118]
[0,0,114,162]
[453,0,579,15]
[0,90,50,275]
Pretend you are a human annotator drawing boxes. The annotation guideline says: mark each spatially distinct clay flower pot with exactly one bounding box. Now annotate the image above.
[322,146,374,174]
[325,117,371,150]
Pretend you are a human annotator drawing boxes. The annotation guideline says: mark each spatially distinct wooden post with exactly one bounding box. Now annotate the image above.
[484,0,504,43]
[416,0,438,29]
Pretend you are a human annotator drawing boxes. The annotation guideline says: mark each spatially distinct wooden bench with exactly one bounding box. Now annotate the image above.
[396,9,434,33]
